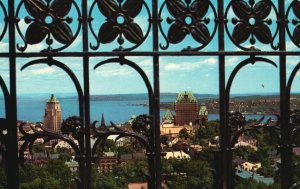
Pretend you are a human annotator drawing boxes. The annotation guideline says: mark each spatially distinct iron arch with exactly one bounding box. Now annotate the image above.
[94,58,154,115]
[226,57,278,107]
[20,58,84,117]
[287,62,300,104]
[0,76,9,118]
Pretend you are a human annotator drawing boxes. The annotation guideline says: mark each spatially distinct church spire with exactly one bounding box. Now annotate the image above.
[100,113,106,128]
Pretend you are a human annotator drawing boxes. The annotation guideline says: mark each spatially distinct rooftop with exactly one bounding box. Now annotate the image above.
[175,91,197,103]
[47,94,59,103]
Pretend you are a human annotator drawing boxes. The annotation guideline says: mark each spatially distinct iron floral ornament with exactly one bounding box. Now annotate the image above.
[16,0,81,52]
[159,0,217,51]
[287,0,300,48]
[0,0,7,42]
[226,0,278,50]
[89,0,151,51]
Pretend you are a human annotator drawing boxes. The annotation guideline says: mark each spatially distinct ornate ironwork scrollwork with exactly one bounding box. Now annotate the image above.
[225,0,279,51]
[89,0,151,51]
[286,0,300,48]
[18,122,81,165]
[15,0,81,52]
[0,118,8,159]
[290,181,300,189]
[159,0,217,51]
[0,0,8,42]
[91,114,154,183]
[289,110,300,145]
[229,111,280,148]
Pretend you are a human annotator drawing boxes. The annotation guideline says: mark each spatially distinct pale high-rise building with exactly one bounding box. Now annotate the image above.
[43,94,62,132]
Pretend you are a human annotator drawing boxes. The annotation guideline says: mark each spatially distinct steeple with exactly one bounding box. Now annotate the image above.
[48,94,58,102]
[100,113,106,129]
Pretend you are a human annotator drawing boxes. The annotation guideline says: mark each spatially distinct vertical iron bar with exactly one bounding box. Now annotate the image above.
[279,0,292,188]
[217,0,231,188]
[83,1,92,189]
[7,0,19,188]
[152,0,161,188]
[82,0,91,188]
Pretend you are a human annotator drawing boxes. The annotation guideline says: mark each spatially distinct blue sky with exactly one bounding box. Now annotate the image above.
[0,0,299,96]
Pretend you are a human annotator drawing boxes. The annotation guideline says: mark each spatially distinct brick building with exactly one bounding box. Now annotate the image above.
[175,91,199,125]
[43,94,62,132]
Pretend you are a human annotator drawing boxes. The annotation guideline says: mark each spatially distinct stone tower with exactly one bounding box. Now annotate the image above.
[43,94,62,132]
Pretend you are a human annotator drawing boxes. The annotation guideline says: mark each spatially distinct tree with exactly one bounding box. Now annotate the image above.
[179,128,189,139]
[19,164,61,189]
[164,159,213,189]
[46,160,72,188]
[95,139,117,155]
[235,146,256,159]
[235,178,280,189]
[161,135,169,145]
[32,144,45,153]
[56,147,72,162]
[195,120,220,140]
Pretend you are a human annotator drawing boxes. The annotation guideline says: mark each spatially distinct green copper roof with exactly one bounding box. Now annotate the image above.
[48,94,58,102]
[163,110,174,123]
[199,105,208,116]
[175,91,197,103]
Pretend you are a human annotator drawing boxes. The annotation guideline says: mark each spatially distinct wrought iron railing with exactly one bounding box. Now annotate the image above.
[0,0,300,188]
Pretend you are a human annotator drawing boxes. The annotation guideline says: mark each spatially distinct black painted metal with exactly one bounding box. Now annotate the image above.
[0,0,299,188]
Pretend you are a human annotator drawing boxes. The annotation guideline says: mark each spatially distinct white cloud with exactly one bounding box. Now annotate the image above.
[0,42,8,52]
[30,67,56,75]
[18,19,28,32]
[226,57,240,67]
[163,58,217,71]
[24,43,46,52]
[95,67,134,77]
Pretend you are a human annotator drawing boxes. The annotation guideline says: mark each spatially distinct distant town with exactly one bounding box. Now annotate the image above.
[3,92,299,188]
[157,93,300,114]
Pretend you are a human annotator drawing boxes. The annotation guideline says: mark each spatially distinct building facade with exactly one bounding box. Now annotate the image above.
[43,94,62,132]
[175,91,199,125]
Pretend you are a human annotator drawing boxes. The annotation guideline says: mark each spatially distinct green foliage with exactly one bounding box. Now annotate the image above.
[46,160,72,188]
[179,128,189,140]
[91,160,148,188]
[96,139,117,155]
[113,160,148,183]
[293,155,300,182]
[91,166,126,189]
[257,158,275,177]
[161,135,169,145]
[19,160,72,189]
[0,166,7,189]
[163,159,213,189]
[195,120,219,141]
[116,146,132,155]
[32,144,45,153]
[235,146,256,159]
[234,130,281,187]
[235,178,280,189]
[56,147,72,162]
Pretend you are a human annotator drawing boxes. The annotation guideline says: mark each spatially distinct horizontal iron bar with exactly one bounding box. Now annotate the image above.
[1,51,300,58]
